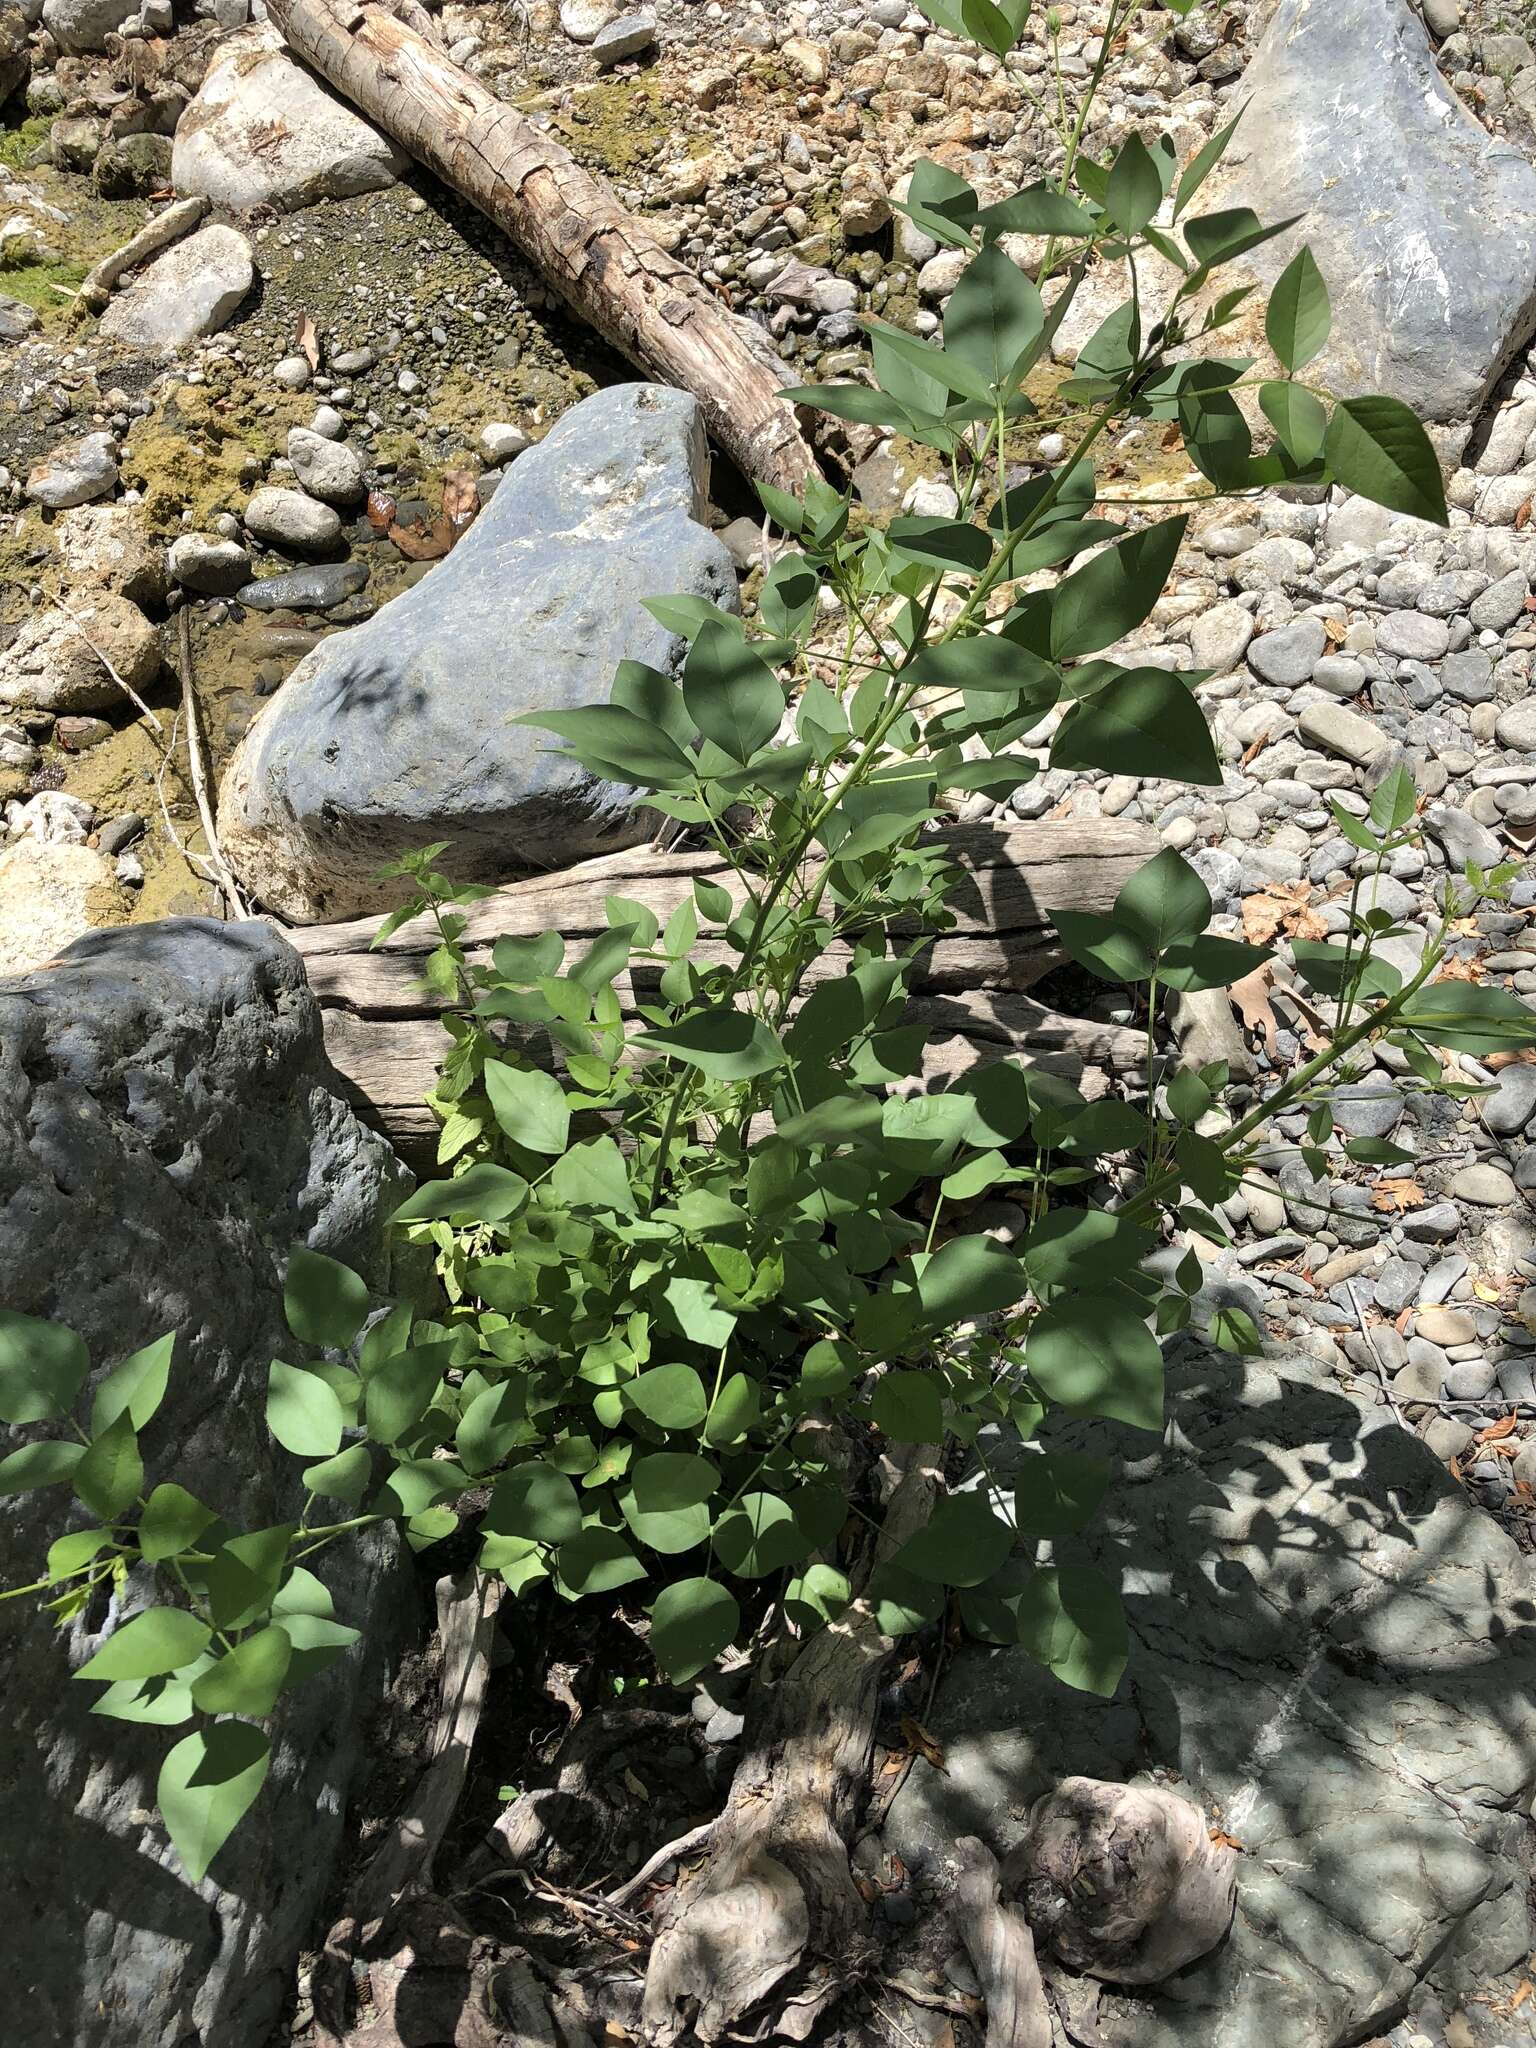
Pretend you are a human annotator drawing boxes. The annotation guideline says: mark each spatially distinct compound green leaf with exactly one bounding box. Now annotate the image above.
[76,1606,212,1682]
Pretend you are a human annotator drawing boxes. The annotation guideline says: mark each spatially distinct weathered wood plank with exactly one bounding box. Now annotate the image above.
[283,819,1156,1163]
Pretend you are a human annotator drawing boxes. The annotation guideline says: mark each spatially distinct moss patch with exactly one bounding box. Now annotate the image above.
[120,372,311,535]
[0,113,50,172]
[551,73,675,178]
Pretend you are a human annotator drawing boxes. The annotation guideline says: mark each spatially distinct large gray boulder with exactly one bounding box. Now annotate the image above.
[1208,0,1536,423]
[172,25,405,214]
[219,383,739,924]
[0,920,410,2048]
[885,1346,1536,2048]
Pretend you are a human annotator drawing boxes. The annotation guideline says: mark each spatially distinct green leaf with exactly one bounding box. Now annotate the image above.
[1265,245,1331,372]
[872,1368,944,1442]
[74,1412,142,1520]
[1105,133,1163,234]
[915,1235,1028,1326]
[611,661,695,755]
[1184,205,1298,272]
[1344,1136,1417,1167]
[1397,983,1536,1055]
[976,184,1092,239]
[1324,397,1448,526]
[284,1248,369,1351]
[1113,847,1211,952]
[867,1560,945,1636]
[0,1438,84,1496]
[663,1277,737,1348]
[302,1442,373,1507]
[267,1362,346,1459]
[550,1136,636,1215]
[1053,669,1220,785]
[1291,940,1401,1003]
[158,1721,271,1884]
[702,1372,759,1447]
[894,1491,1015,1587]
[198,1525,296,1631]
[757,480,805,535]
[363,1341,450,1445]
[1035,519,1188,662]
[139,1482,217,1564]
[633,1008,784,1081]
[1014,1565,1127,1696]
[392,1163,529,1225]
[555,1526,648,1598]
[1260,380,1327,466]
[76,1606,212,1682]
[943,244,1044,391]
[455,1379,530,1474]
[485,1460,583,1545]
[785,1562,851,1629]
[570,923,637,993]
[626,1364,708,1432]
[1023,1210,1153,1298]
[278,1612,362,1686]
[1173,104,1244,221]
[484,1062,571,1156]
[511,704,697,788]
[622,1451,719,1554]
[0,1310,89,1425]
[760,553,820,639]
[906,633,1060,705]
[1028,1293,1163,1430]
[1158,933,1270,993]
[713,1491,812,1578]
[683,619,784,764]
[1369,762,1418,835]
[887,515,993,576]
[1052,909,1155,984]
[190,1625,293,1718]
[91,1333,174,1437]
[650,1577,739,1682]
[890,158,979,249]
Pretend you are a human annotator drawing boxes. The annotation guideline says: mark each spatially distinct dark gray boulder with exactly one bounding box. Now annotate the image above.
[884,1346,1536,2047]
[219,383,739,923]
[1208,0,1536,424]
[0,919,410,2048]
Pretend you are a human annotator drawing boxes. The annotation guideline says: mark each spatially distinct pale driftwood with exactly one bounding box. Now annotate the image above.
[952,1837,1052,2048]
[74,195,208,314]
[1020,1777,1238,1985]
[640,1446,940,2045]
[177,610,251,922]
[284,819,1156,1160]
[262,0,816,495]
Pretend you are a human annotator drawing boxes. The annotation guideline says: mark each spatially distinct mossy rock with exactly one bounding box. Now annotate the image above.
[94,131,172,199]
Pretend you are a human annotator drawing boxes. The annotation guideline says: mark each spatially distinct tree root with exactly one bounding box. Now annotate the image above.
[639,1447,940,2045]
[1018,1776,1238,1985]
[953,1837,1051,2048]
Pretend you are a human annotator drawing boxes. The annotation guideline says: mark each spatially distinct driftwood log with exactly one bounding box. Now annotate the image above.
[262,0,817,496]
[284,818,1158,1163]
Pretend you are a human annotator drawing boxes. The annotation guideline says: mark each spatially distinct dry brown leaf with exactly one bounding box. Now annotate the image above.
[1486,1049,1536,1070]
[1510,1980,1533,2014]
[388,514,452,561]
[1477,1412,1520,1444]
[296,311,320,372]
[899,1716,948,1772]
[1241,879,1327,946]
[1437,954,1486,983]
[1229,963,1280,1056]
[1209,1828,1246,1852]
[1370,1177,1426,1215]
[1517,497,1533,531]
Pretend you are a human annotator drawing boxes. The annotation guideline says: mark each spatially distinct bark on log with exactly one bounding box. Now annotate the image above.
[283,819,1157,1163]
[262,0,817,495]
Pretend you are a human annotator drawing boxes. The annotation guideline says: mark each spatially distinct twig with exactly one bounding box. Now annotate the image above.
[47,598,163,732]
[1346,1279,1407,1430]
[513,1867,651,1939]
[605,1819,716,1909]
[176,608,251,920]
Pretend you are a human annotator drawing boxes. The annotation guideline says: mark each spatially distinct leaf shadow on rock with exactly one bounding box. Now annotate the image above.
[884,1341,1536,2046]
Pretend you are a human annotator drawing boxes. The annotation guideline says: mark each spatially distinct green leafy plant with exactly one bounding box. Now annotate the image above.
[7,0,1533,1893]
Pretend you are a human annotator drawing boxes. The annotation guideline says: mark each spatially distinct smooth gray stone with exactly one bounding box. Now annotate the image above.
[1205,0,1536,421]
[0,921,408,2048]
[1481,1061,1536,1136]
[235,559,368,613]
[219,384,738,923]
[884,1347,1536,2048]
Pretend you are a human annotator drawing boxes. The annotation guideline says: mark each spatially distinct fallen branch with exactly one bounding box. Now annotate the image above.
[74,195,208,314]
[262,0,816,495]
[176,609,251,921]
[605,1820,717,1911]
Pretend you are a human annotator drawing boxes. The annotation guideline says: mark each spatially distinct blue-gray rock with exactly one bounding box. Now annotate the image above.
[236,559,369,613]
[884,1347,1536,2048]
[1484,1062,1536,1137]
[0,921,408,2048]
[1205,0,1536,422]
[219,385,737,923]
[1424,803,1505,872]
